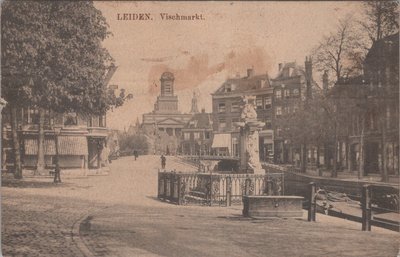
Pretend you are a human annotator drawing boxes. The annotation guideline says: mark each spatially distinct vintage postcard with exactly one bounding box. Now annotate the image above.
[1,1,399,256]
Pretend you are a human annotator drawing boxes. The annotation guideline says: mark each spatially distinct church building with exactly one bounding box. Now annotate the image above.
[141,72,193,154]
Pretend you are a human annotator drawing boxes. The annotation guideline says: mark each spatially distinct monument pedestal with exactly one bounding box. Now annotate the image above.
[237,120,265,174]
[243,195,304,218]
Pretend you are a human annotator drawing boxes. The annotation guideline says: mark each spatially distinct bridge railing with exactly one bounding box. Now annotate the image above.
[157,171,284,206]
[178,154,240,161]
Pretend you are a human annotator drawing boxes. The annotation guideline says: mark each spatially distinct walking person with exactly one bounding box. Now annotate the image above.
[161,155,166,169]
[134,150,138,161]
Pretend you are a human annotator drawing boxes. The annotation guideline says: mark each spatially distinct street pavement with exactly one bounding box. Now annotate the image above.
[2,155,399,257]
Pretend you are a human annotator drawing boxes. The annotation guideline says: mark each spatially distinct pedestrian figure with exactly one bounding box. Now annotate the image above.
[134,150,138,160]
[101,144,110,167]
[53,155,61,183]
[161,155,166,169]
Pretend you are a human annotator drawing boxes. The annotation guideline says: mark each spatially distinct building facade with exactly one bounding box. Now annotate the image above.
[271,58,317,165]
[2,108,108,173]
[333,33,399,176]
[180,109,213,156]
[211,68,274,160]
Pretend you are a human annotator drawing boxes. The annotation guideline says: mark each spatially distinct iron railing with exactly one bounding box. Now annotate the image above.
[158,171,284,206]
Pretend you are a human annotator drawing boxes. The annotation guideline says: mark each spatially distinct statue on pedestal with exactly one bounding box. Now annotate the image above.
[236,95,265,174]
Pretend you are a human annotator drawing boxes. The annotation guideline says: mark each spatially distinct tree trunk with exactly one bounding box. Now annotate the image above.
[332,123,338,178]
[346,140,352,172]
[35,108,46,175]
[10,106,22,179]
[301,143,307,173]
[338,140,343,169]
[359,118,365,179]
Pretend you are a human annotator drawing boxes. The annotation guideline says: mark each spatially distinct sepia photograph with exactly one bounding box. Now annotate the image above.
[1,1,399,256]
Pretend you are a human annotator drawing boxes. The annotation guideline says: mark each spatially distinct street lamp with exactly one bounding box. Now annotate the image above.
[53,126,62,183]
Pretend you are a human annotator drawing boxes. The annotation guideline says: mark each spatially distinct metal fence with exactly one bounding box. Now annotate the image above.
[158,171,284,206]
[307,182,399,232]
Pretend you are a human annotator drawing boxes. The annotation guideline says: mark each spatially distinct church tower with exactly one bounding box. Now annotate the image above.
[190,92,199,114]
[154,72,180,114]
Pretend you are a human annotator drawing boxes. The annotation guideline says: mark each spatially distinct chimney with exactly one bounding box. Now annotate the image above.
[278,63,283,71]
[322,70,329,92]
[247,68,254,78]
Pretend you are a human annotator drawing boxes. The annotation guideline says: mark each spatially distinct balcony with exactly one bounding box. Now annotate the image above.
[87,126,108,138]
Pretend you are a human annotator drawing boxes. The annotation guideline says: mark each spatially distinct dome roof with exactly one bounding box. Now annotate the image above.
[160,71,174,81]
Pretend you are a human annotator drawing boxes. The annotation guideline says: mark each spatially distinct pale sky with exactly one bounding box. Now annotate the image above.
[95,1,360,130]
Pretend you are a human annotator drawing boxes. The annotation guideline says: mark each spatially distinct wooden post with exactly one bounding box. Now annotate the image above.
[362,185,372,231]
[308,182,316,222]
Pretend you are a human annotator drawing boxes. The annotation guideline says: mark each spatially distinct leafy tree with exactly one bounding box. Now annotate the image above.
[118,133,149,155]
[2,1,130,178]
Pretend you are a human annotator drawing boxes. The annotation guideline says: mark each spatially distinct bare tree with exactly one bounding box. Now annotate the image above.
[312,17,367,84]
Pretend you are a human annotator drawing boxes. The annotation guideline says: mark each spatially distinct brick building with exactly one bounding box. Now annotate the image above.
[211,68,274,160]
[180,109,213,156]
[271,58,317,164]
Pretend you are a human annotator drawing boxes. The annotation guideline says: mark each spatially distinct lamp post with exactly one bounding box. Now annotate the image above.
[53,126,62,183]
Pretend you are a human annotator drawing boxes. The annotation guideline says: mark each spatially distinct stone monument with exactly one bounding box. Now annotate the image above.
[235,95,265,174]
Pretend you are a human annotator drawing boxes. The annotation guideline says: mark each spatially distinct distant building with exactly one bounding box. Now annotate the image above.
[181,109,213,155]
[141,72,192,154]
[126,118,141,135]
[211,68,274,160]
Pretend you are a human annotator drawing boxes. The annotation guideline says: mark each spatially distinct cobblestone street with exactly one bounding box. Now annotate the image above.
[2,156,399,257]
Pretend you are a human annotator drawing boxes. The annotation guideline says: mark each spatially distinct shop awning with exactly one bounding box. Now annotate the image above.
[58,136,88,155]
[24,139,56,155]
[24,136,88,156]
[211,133,232,151]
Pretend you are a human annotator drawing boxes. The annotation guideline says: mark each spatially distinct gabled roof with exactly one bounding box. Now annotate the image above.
[273,62,305,80]
[157,117,186,125]
[213,72,272,95]
[271,61,321,90]
[184,112,212,129]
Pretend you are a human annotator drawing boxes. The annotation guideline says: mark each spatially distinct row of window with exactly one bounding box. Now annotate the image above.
[275,88,300,99]
[217,117,273,131]
[183,131,211,140]
[218,96,272,113]
[275,106,299,116]
[218,102,239,113]
[18,108,105,127]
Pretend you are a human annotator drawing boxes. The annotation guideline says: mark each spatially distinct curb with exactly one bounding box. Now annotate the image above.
[71,213,95,257]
